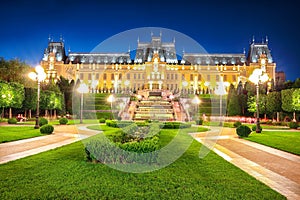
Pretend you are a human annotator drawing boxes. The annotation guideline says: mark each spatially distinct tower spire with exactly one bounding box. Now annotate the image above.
[266,36,268,44]
[252,35,255,43]
[48,34,51,42]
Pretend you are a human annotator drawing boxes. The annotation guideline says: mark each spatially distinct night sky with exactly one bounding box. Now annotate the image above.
[1,0,299,81]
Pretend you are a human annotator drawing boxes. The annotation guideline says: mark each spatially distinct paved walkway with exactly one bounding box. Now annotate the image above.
[191,127,300,200]
[0,124,99,164]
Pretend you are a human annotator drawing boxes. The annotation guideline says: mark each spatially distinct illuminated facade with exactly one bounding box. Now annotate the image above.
[41,36,276,93]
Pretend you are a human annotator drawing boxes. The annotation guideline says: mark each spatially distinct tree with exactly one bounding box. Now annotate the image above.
[281,89,294,112]
[0,81,24,118]
[23,88,37,119]
[227,88,241,116]
[247,94,267,118]
[292,88,300,121]
[281,88,295,121]
[266,91,281,121]
[0,58,34,87]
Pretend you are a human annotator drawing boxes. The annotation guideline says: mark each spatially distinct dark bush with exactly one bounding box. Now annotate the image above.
[40,124,54,134]
[236,125,252,138]
[99,118,106,123]
[8,118,17,124]
[251,125,263,132]
[195,118,203,125]
[59,117,68,125]
[233,121,242,128]
[39,117,48,127]
[289,122,299,129]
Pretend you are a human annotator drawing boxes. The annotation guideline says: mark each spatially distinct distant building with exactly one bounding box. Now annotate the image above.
[41,35,277,94]
[275,71,286,83]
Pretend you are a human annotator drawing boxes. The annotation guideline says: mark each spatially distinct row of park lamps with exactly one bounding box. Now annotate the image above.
[28,63,267,129]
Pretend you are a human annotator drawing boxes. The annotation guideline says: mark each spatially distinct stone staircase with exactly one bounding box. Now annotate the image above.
[133,91,175,121]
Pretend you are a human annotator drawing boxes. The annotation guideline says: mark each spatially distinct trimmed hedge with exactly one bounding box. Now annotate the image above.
[99,118,106,123]
[289,122,299,129]
[39,117,48,127]
[233,121,242,128]
[40,124,54,134]
[195,119,203,125]
[236,125,251,138]
[251,125,262,132]
[59,117,68,125]
[8,118,17,124]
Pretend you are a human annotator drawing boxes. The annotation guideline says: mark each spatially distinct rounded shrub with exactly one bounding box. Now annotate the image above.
[195,118,203,125]
[236,125,252,138]
[289,121,299,129]
[59,117,68,125]
[99,118,106,123]
[8,118,17,124]
[233,121,242,128]
[251,125,263,132]
[39,117,48,127]
[40,124,54,134]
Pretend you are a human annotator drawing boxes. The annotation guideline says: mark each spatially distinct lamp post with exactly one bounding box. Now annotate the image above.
[214,81,227,125]
[249,68,269,133]
[77,83,89,124]
[28,65,46,129]
[107,94,115,119]
[192,95,201,120]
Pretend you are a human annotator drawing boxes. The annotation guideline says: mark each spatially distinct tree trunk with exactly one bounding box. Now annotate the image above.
[29,109,32,119]
[9,107,12,119]
[276,112,280,122]
[293,111,296,122]
[24,109,27,118]
[53,109,57,119]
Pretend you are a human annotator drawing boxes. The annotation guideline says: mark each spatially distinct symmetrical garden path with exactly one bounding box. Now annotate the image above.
[0,124,99,164]
[192,127,300,200]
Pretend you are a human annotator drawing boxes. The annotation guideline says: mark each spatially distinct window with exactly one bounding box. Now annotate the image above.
[175,74,178,80]
[127,73,130,80]
[190,74,193,81]
[167,74,170,80]
[88,73,92,80]
[103,73,107,80]
[138,74,140,79]
[119,74,122,80]
[96,74,99,80]
[171,74,174,80]
[134,74,136,79]
[198,74,201,81]
[223,75,227,81]
[232,75,236,82]
[111,74,114,80]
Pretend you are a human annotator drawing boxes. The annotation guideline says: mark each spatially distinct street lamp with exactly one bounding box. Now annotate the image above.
[215,81,227,125]
[77,83,89,124]
[107,94,115,119]
[192,95,201,120]
[249,68,269,133]
[28,65,46,129]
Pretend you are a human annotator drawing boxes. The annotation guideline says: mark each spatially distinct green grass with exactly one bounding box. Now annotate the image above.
[246,131,300,155]
[0,126,44,143]
[0,127,284,199]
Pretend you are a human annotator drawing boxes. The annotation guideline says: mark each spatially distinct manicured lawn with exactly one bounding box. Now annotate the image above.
[0,126,44,143]
[246,131,300,155]
[0,127,284,199]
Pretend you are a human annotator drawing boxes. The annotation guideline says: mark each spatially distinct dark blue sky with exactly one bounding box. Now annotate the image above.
[1,0,299,81]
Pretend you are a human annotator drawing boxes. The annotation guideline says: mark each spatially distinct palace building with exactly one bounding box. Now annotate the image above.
[41,35,276,94]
